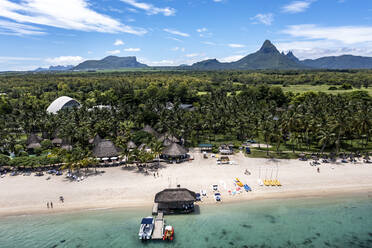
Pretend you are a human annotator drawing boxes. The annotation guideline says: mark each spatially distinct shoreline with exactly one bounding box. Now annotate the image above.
[1,185,371,218]
[1,152,372,218]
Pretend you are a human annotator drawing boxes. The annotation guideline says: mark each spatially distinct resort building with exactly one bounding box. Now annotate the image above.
[154,188,197,214]
[46,96,80,114]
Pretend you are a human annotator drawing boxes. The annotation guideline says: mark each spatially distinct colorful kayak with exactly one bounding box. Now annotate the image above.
[243,184,252,192]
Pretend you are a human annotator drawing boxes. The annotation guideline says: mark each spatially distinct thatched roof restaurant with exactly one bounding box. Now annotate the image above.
[155,188,196,214]
[162,143,188,158]
[93,139,119,158]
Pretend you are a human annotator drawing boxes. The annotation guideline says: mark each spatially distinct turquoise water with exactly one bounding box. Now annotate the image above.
[0,195,372,248]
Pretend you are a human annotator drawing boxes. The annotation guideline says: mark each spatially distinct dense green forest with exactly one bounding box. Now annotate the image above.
[0,70,371,169]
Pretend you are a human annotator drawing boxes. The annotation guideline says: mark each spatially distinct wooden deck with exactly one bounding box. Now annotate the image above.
[151,212,164,240]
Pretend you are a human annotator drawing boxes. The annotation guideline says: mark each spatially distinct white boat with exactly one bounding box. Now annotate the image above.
[138,217,154,240]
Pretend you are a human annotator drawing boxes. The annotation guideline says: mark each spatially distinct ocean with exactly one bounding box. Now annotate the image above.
[0,194,371,248]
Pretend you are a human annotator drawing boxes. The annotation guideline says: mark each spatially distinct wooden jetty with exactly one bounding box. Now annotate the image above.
[151,212,164,240]
[152,203,158,215]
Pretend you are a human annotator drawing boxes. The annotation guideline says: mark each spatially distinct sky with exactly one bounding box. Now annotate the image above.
[0,0,372,71]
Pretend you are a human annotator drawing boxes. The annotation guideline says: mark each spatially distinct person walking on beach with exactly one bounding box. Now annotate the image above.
[47,202,49,209]
[50,202,53,208]
[317,167,320,173]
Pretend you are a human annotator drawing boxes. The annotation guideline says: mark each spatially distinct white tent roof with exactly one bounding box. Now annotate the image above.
[46,96,80,114]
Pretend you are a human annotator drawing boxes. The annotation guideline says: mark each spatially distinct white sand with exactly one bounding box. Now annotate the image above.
[1,151,372,217]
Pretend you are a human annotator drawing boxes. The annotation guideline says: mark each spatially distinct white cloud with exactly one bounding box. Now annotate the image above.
[219,55,244,62]
[282,1,313,13]
[147,60,175,66]
[106,50,121,55]
[114,39,125,46]
[185,53,200,58]
[228,43,245,48]
[282,24,372,44]
[163,28,190,37]
[0,0,146,35]
[251,13,274,26]
[45,56,84,65]
[167,37,183,42]
[202,41,216,46]
[171,47,185,52]
[120,0,175,16]
[124,48,141,52]
[0,19,45,35]
[277,40,372,59]
[213,0,223,2]
[197,27,207,33]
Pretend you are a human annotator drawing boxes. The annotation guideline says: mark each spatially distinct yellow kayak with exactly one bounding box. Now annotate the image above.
[235,178,244,187]
[270,180,276,186]
[275,180,282,186]
[264,180,270,186]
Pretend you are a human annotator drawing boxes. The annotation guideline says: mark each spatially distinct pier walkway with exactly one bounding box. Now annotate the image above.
[151,212,164,240]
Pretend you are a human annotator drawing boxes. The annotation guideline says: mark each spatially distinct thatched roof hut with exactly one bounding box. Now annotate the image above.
[162,143,187,157]
[93,139,119,158]
[162,138,173,147]
[127,141,137,149]
[142,125,159,137]
[26,133,42,149]
[155,188,196,214]
[89,134,102,145]
[52,137,63,146]
[158,133,180,143]
[155,188,196,203]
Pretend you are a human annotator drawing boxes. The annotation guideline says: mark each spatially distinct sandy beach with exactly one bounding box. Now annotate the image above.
[1,151,372,217]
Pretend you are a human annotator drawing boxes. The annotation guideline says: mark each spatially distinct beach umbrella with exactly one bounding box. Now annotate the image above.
[102,158,109,161]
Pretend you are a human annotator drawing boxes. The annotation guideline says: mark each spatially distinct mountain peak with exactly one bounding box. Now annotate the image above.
[286,51,299,62]
[259,40,279,54]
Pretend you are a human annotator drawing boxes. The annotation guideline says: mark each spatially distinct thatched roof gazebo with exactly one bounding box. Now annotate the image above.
[89,134,102,146]
[93,139,119,158]
[127,141,137,150]
[162,143,188,158]
[155,188,197,214]
[142,125,159,137]
[158,133,180,143]
[52,137,63,146]
[26,133,42,149]
[162,138,173,147]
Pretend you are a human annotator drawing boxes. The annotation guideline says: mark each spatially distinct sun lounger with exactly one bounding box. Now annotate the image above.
[212,184,219,191]
[214,193,221,202]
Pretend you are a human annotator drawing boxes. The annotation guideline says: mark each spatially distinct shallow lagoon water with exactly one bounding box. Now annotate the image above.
[0,194,371,248]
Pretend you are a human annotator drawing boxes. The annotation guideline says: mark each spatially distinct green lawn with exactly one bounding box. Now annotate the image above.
[280,84,372,96]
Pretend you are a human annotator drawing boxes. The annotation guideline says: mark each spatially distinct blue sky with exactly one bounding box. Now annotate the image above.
[0,0,372,70]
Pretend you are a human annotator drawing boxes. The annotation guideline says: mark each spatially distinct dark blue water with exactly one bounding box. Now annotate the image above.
[0,194,371,248]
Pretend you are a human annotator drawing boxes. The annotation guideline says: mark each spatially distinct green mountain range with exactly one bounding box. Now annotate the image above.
[73,56,147,70]
[301,55,372,69]
[70,40,372,71]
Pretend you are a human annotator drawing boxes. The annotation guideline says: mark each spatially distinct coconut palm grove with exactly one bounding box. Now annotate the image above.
[0,69,371,171]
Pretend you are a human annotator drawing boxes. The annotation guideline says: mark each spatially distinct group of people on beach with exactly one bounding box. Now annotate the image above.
[46,196,64,209]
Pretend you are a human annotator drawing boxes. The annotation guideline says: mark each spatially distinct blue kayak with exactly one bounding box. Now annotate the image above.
[244,184,252,192]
